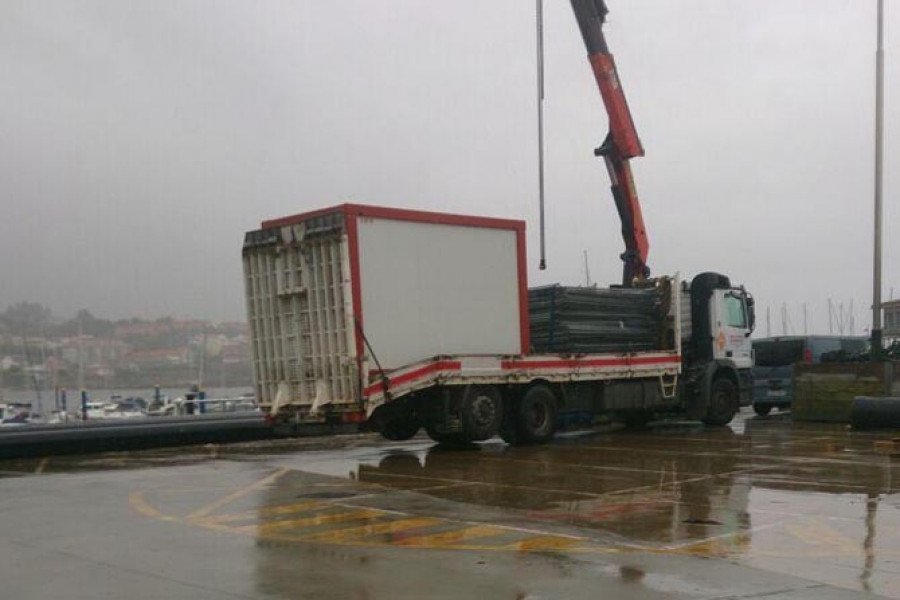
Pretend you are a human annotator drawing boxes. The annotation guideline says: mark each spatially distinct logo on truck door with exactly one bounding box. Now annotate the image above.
[716,330,727,351]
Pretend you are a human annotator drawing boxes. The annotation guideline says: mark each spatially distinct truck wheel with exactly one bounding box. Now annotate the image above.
[702,377,738,426]
[381,418,420,441]
[459,385,503,441]
[753,404,772,417]
[622,410,652,429]
[515,385,558,445]
[424,426,470,446]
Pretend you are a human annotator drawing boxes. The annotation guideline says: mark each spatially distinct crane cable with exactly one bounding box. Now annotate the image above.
[536,0,547,270]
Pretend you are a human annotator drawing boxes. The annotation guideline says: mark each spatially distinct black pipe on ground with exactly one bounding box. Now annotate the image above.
[0,414,276,459]
[850,397,900,430]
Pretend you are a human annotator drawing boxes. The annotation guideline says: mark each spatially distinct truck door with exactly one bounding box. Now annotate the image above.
[710,290,753,369]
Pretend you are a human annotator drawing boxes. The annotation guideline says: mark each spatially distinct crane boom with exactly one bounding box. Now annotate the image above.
[569,0,649,286]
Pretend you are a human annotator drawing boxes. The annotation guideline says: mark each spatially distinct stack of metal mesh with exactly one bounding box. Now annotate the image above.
[528,285,663,353]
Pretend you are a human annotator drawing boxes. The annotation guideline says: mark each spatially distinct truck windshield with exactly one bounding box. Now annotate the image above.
[724,294,747,328]
[753,339,804,367]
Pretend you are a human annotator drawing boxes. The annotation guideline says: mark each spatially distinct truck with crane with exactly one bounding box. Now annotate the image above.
[241,0,755,444]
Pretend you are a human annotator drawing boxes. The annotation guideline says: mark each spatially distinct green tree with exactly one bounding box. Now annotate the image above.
[55,309,114,337]
[0,302,52,335]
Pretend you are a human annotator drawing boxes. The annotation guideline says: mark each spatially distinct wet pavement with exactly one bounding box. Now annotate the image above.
[2,411,900,599]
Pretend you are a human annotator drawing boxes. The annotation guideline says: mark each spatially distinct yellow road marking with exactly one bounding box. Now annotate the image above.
[130,487,682,555]
[674,538,733,557]
[503,536,582,552]
[187,467,289,520]
[394,524,502,547]
[34,458,49,474]
[293,517,441,543]
[784,519,858,555]
[233,509,385,534]
[368,470,599,500]
[129,490,180,523]
[129,482,900,560]
[198,500,325,524]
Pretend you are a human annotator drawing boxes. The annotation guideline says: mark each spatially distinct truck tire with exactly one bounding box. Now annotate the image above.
[513,384,557,445]
[424,426,470,446]
[622,410,652,429]
[459,385,503,441]
[381,418,420,441]
[753,403,772,417]
[702,377,738,426]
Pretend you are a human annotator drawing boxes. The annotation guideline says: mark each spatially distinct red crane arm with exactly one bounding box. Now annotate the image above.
[570,0,649,286]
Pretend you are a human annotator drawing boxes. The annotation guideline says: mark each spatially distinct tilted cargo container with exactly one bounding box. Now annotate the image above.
[243,204,527,423]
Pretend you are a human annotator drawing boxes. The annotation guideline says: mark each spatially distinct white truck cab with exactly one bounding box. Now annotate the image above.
[711,288,755,370]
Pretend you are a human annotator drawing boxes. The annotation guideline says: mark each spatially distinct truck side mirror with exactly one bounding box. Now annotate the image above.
[746,294,756,332]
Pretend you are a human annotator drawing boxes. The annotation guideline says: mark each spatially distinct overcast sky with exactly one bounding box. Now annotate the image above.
[1,0,897,335]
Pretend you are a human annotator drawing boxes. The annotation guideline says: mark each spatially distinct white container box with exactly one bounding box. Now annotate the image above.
[243,204,528,416]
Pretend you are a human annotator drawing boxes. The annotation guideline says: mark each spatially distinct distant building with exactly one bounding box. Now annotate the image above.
[114,322,173,337]
[113,319,220,338]
[60,337,131,365]
[885,299,900,338]
[44,356,65,374]
[218,322,250,336]
[1,356,20,371]
[121,348,191,370]
[170,320,209,333]
[221,341,250,365]
[86,363,115,378]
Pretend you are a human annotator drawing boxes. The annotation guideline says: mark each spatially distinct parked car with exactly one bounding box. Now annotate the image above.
[751,335,869,416]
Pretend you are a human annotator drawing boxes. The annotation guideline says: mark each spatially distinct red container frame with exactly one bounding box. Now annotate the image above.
[261,204,530,360]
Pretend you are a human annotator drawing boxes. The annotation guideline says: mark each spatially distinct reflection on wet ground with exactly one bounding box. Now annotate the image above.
[253,414,900,596]
[3,411,900,599]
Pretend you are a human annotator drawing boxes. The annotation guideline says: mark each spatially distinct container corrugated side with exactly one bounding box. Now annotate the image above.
[243,212,359,417]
